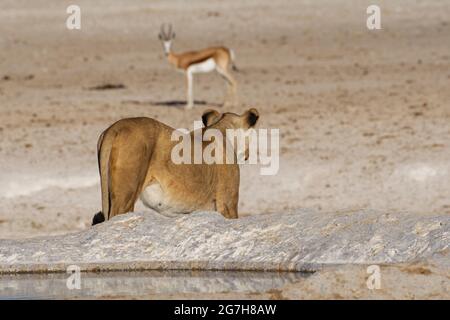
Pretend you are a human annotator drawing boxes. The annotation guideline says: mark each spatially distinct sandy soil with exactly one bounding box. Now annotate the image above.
[0,0,449,239]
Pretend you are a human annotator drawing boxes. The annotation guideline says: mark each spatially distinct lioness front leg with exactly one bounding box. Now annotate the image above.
[215,183,239,219]
[216,201,238,219]
[215,165,239,219]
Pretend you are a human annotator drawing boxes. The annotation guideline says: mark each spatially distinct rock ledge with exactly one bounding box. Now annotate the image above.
[0,210,448,273]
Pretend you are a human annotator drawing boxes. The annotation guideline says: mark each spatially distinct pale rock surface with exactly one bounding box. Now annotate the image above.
[0,210,448,273]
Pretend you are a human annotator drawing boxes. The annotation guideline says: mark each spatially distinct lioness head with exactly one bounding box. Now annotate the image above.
[202,108,260,161]
[202,108,259,129]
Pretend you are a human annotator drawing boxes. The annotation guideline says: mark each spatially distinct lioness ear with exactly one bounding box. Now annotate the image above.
[246,108,259,127]
[202,109,221,127]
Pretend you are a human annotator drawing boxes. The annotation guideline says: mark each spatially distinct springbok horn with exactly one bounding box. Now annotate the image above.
[160,23,167,39]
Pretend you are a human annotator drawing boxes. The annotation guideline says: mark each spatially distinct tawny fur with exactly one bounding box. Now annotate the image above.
[92,109,259,225]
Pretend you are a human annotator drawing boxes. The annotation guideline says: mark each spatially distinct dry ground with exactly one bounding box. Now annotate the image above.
[0,0,449,238]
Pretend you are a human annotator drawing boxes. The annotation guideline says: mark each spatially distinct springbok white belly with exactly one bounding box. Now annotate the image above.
[140,183,188,217]
[188,58,216,74]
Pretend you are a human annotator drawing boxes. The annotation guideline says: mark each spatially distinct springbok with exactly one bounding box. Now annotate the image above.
[158,24,238,109]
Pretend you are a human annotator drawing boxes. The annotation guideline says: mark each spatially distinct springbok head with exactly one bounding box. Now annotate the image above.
[158,23,175,55]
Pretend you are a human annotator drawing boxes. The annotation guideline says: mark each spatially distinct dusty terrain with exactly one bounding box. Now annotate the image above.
[0,0,449,240]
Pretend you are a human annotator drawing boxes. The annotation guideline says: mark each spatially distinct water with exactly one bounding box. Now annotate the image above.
[0,270,310,299]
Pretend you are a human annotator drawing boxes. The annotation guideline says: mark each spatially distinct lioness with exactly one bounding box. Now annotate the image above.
[92,108,259,225]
